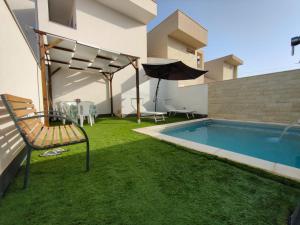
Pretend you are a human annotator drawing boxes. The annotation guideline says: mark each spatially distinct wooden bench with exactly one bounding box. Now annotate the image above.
[1,94,90,189]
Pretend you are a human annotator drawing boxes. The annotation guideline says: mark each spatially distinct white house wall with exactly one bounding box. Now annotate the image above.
[37,0,148,115]
[0,0,42,175]
[121,76,159,115]
[161,81,208,114]
[122,78,208,115]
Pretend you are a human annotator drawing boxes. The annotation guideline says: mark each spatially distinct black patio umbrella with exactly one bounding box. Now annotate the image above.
[142,61,207,111]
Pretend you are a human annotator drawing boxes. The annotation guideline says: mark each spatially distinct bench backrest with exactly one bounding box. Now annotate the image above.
[1,94,43,143]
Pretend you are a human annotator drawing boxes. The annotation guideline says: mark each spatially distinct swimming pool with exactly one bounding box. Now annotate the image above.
[162,120,300,169]
[134,119,300,181]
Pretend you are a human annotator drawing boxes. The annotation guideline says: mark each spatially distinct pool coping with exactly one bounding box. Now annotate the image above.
[133,118,300,182]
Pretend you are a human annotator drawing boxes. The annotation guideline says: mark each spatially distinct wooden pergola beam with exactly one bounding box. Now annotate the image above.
[133,59,141,123]
[38,33,49,126]
[102,73,114,117]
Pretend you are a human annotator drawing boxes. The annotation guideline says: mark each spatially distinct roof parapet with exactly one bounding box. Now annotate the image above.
[206,54,243,66]
[149,10,208,49]
[97,0,157,24]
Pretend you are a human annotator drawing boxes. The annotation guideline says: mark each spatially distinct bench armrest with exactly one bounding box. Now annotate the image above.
[35,111,75,123]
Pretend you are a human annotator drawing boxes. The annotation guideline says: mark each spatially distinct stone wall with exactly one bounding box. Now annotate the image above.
[208,69,300,123]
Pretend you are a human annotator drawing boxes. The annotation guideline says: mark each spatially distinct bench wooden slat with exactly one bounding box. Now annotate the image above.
[18,121,34,140]
[30,123,43,140]
[53,126,61,145]
[34,127,48,146]
[70,124,84,140]
[4,94,32,103]
[10,102,34,110]
[44,127,54,146]
[65,125,77,142]
[24,118,42,128]
[18,119,41,137]
[60,126,70,142]
[19,118,40,129]
[14,109,36,117]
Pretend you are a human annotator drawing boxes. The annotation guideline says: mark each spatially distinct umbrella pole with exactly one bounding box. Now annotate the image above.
[154,79,161,112]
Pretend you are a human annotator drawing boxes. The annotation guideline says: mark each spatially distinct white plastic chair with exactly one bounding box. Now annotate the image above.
[78,102,94,127]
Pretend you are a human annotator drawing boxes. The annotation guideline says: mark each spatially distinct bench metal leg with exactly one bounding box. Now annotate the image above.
[86,140,90,171]
[23,146,32,189]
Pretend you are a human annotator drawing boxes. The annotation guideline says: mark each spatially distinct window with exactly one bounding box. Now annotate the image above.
[186,47,195,54]
[48,0,76,29]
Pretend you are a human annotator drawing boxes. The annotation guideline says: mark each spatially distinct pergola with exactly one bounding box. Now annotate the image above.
[34,29,141,126]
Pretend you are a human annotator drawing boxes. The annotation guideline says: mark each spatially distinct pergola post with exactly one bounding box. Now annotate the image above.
[134,59,141,123]
[38,33,49,126]
[103,73,114,117]
[46,63,53,111]
[109,74,114,117]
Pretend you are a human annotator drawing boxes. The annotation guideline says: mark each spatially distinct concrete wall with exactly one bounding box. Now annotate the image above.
[121,76,158,114]
[0,0,42,175]
[36,0,149,115]
[208,69,300,123]
[121,77,209,115]
[162,81,208,114]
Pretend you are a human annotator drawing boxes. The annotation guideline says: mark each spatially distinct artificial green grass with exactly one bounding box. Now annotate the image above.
[0,117,299,225]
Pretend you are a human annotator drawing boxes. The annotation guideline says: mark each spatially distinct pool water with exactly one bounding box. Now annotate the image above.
[162,120,300,169]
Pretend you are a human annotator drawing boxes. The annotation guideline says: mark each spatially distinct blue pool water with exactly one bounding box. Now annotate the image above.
[162,120,300,169]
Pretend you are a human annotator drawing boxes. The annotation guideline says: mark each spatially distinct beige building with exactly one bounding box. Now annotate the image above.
[147,10,207,62]
[147,10,207,87]
[204,54,243,82]
[147,10,243,86]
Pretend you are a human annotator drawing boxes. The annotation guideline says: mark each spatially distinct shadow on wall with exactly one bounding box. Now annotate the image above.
[52,69,108,97]
[120,68,162,114]
[52,68,111,114]
[10,7,39,60]
[0,100,25,191]
[77,0,141,29]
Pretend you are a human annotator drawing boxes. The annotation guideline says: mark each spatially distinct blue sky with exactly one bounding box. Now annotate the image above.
[148,0,300,77]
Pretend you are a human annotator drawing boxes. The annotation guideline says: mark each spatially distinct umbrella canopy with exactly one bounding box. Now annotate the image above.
[142,60,208,112]
[142,61,207,80]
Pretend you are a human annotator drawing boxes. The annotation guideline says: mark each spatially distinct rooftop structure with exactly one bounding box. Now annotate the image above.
[204,54,244,81]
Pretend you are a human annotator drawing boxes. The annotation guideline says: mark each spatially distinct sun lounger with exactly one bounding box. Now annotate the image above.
[139,105,167,122]
[165,104,196,119]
